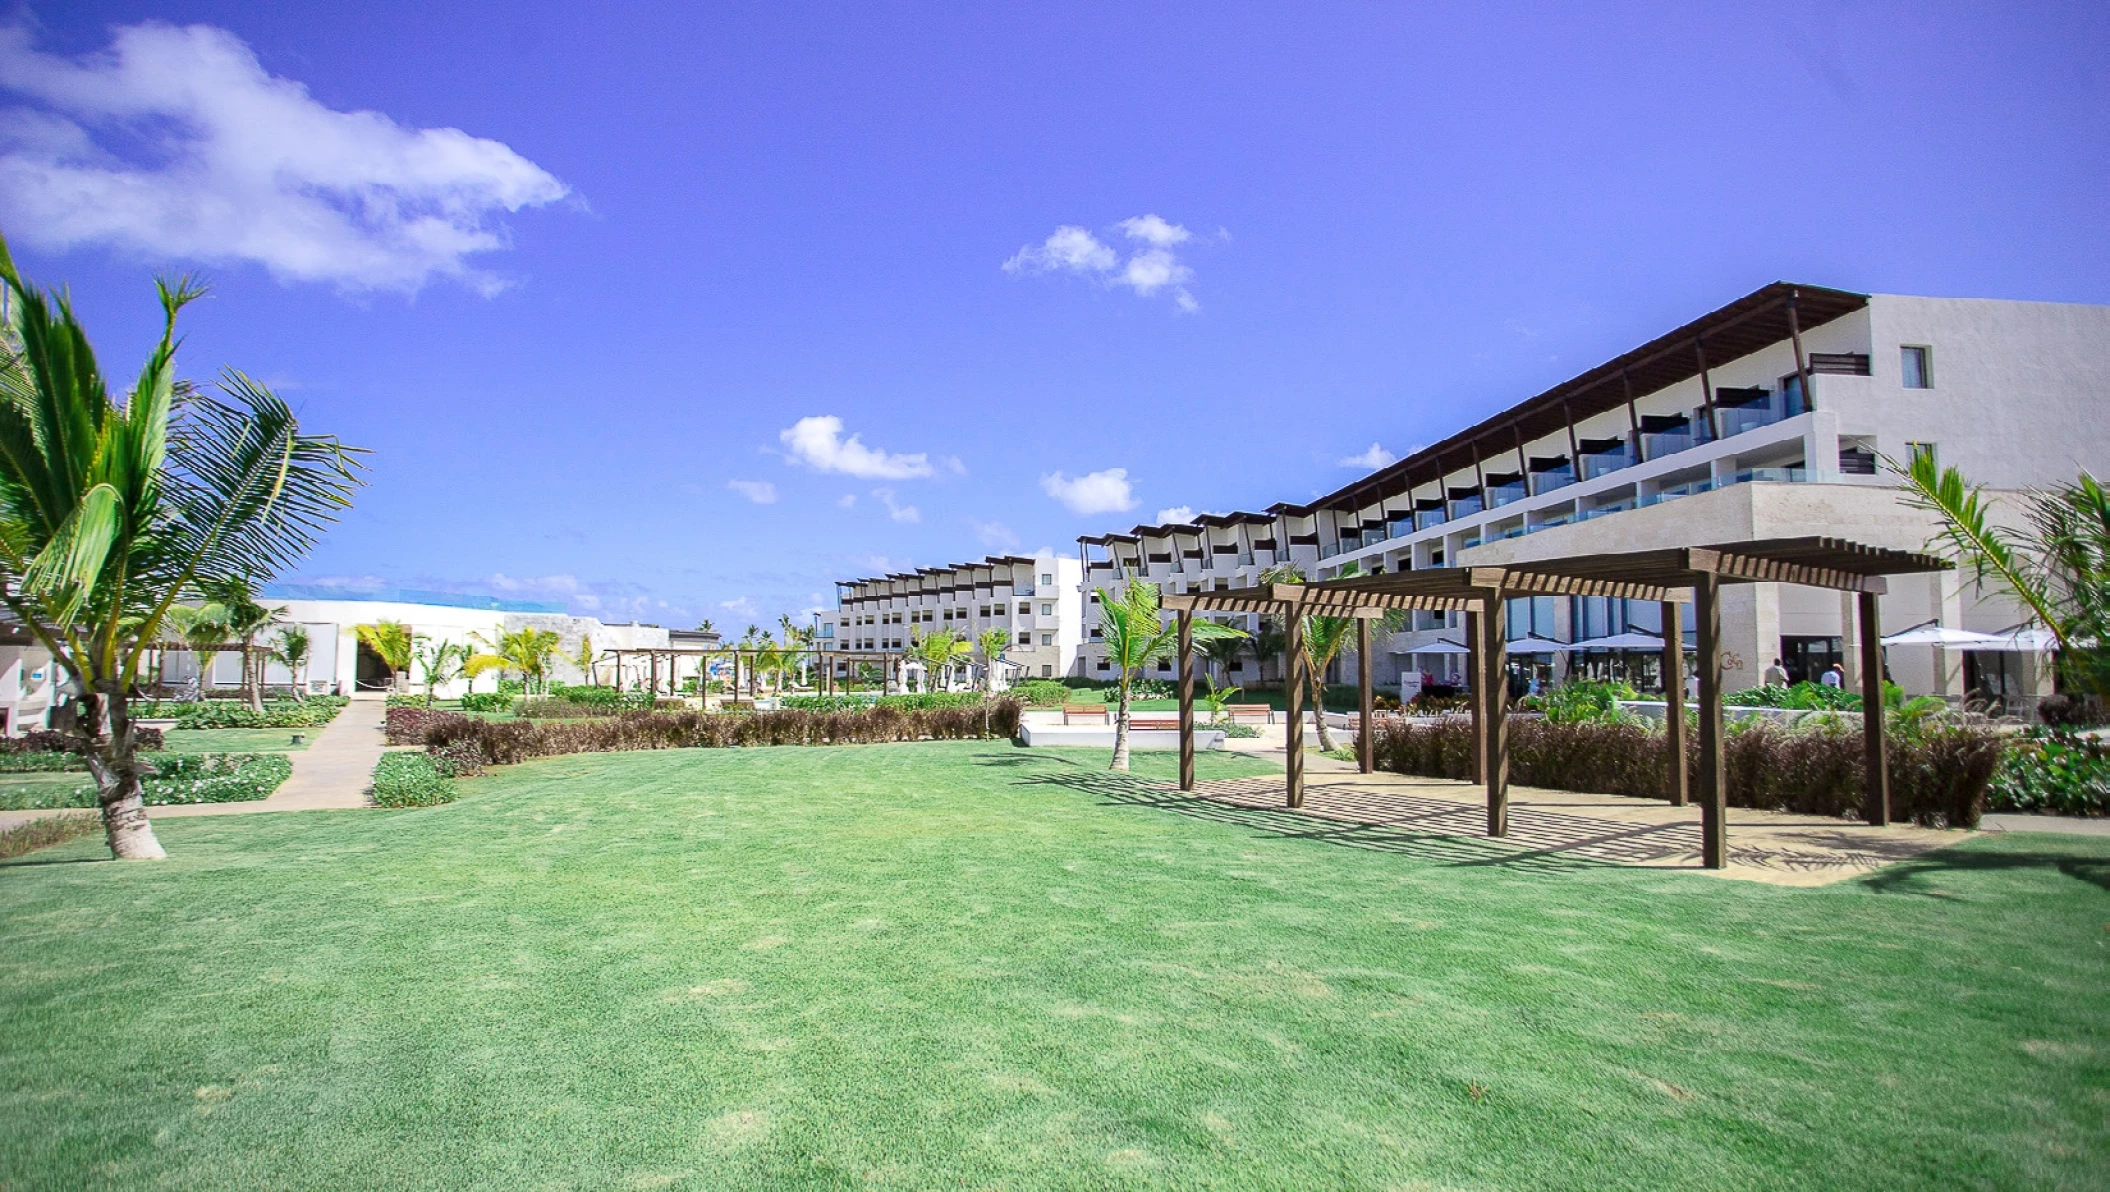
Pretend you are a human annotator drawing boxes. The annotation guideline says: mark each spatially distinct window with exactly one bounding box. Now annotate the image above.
[1040,633,1053,646]
[1096,659,1111,671]
[1908,441,1938,471]
[1017,602,1029,614]
[1041,573,1053,586]
[1018,632,1031,645]
[1040,603,1053,617]
[1901,346,1932,389]
[1041,664,1052,677]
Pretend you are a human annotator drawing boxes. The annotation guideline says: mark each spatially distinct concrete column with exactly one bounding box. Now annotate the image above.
[1801,408,1841,483]
[1838,592,1860,687]
[1720,583,1775,695]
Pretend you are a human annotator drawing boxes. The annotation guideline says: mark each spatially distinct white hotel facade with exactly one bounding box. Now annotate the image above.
[1075,283,2110,705]
[823,552,1085,681]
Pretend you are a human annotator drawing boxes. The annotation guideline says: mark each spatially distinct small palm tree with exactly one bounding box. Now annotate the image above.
[976,627,1010,692]
[412,637,470,706]
[164,602,229,700]
[908,627,971,692]
[574,634,598,686]
[1197,624,1245,688]
[268,625,312,703]
[1259,561,1405,751]
[202,577,283,711]
[1896,453,2107,701]
[355,622,414,692]
[1096,578,1243,771]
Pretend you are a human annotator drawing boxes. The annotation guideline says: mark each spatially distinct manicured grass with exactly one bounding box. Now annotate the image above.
[160,727,313,753]
[1,741,2104,1190]
[0,771,88,811]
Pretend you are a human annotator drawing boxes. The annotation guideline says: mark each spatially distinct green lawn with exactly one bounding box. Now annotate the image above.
[0,771,88,811]
[159,727,313,753]
[1,742,2104,1190]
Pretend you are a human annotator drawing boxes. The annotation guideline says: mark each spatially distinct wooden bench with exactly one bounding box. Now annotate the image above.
[1062,704,1110,724]
[1226,703,1273,725]
[1128,715,1180,731]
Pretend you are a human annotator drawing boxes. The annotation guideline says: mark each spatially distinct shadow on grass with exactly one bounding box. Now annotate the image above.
[1861,842,2110,898]
[1013,765,1630,873]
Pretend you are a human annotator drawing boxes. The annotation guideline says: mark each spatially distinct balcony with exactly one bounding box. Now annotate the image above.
[1722,465,1807,486]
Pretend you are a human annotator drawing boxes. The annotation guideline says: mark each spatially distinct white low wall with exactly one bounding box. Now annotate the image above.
[1018,723,1226,750]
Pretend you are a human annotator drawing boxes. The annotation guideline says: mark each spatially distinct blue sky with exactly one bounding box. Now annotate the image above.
[3,2,2105,631]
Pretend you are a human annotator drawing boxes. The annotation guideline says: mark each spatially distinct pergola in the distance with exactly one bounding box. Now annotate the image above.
[1163,536,1950,869]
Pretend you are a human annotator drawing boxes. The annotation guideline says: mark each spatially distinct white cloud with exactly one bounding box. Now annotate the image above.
[727,479,778,504]
[778,415,933,480]
[835,493,858,509]
[1004,213,1204,311]
[872,487,920,523]
[1155,505,1196,524]
[1041,468,1137,516]
[487,572,581,594]
[972,519,1020,549]
[1339,442,1399,469]
[720,596,758,618]
[0,22,569,294]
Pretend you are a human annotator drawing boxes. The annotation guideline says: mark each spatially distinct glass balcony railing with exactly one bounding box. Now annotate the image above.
[1723,465,1806,486]
[1488,483,1529,508]
[1531,470,1576,495]
[1416,511,1447,531]
[1717,404,1786,439]
[1450,496,1484,518]
[1579,453,1632,480]
[1578,500,1634,521]
[1646,478,1715,505]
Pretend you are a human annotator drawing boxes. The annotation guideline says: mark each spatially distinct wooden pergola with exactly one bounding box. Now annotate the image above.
[604,647,915,698]
[1164,536,1949,869]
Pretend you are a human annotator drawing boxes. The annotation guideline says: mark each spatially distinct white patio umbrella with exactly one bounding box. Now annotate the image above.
[1505,634,1569,654]
[1568,630,1671,651]
[1880,621,2005,648]
[1388,638,1471,655]
[1979,626,2062,652]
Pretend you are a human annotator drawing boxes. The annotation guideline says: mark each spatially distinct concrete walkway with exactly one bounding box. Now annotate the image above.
[1980,813,2110,836]
[0,696,385,833]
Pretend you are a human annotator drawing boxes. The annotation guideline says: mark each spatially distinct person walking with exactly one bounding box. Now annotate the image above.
[1821,662,1845,689]
[1763,657,1789,686]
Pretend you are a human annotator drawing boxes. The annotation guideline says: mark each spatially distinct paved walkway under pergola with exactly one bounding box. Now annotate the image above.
[1143,760,1968,886]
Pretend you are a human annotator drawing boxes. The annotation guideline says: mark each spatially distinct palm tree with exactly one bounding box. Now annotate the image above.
[412,637,469,706]
[163,602,229,700]
[574,633,598,686]
[976,627,1010,692]
[1259,562,1405,751]
[1095,578,1243,771]
[268,624,312,703]
[1896,453,2107,700]
[355,622,414,693]
[0,238,364,859]
[910,627,972,692]
[1197,624,1245,688]
[202,577,282,711]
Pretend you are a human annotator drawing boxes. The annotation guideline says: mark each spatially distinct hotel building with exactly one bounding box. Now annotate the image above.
[824,551,1084,681]
[1077,283,2110,705]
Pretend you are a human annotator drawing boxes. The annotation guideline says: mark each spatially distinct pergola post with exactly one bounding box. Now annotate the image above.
[1464,608,1483,785]
[1357,617,1374,774]
[1284,607,1305,809]
[1694,572,1727,869]
[1659,598,1689,807]
[1858,591,1890,826]
[1482,594,1509,836]
[1177,609,1195,792]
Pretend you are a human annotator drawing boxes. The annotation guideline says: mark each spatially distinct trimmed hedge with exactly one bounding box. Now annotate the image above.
[0,727,165,764]
[370,751,458,807]
[1989,733,2110,816]
[1366,715,2002,828]
[519,693,674,718]
[390,700,1023,765]
[458,692,513,713]
[134,697,347,729]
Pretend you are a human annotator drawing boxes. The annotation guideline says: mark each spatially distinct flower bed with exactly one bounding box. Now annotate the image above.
[389,700,1024,765]
[370,751,458,807]
[1366,715,2002,828]
[133,697,347,729]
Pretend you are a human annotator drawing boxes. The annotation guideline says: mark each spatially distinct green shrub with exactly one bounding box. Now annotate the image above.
[1519,678,1640,724]
[371,751,457,808]
[1016,680,1071,707]
[139,752,293,805]
[555,685,628,708]
[135,697,347,729]
[519,692,669,718]
[384,694,428,709]
[1219,722,1260,739]
[0,752,87,772]
[0,813,100,860]
[401,700,1025,765]
[1988,733,2110,816]
[875,692,985,712]
[496,679,526,696]
[1725,681,1865,711]
[458,692,514,713]
[780,694,877,713]
[1367,715,2001,828]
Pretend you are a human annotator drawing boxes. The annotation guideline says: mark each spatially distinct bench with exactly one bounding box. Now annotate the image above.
[1128,715,1180,731]
[1062,704,1110,724]
[1225,703,1273,725]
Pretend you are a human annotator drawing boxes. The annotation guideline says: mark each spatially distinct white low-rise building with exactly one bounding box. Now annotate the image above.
[1078,283,2110,710]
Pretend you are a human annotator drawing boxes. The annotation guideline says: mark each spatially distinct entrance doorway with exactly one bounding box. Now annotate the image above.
[1781,636,1841,685]
[355,638,397,691]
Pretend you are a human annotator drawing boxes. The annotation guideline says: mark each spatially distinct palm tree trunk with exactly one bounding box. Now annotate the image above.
[1308,661,1336,751]
[1110,674,1133,772]
[81,686,165,860]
